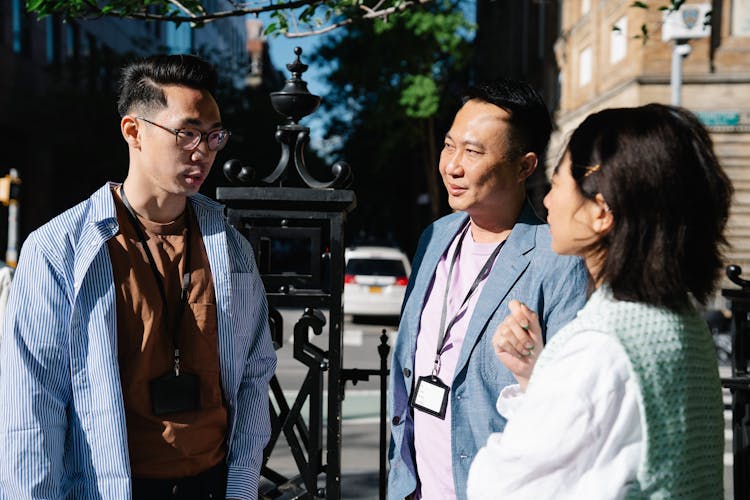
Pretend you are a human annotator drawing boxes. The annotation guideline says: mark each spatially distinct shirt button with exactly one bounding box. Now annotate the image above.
[403,368,411,378]
[392,416,401,425]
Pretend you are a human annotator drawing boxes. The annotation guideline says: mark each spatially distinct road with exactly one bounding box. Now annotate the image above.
[265,308,737,500]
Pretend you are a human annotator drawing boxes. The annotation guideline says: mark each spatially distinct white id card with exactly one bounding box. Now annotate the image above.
[410,375,449,419]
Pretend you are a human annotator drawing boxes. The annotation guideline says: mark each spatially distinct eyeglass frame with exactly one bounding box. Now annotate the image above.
[135,116,231,151]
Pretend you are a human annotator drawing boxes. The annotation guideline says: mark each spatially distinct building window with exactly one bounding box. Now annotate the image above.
[733,0,750,36]
[64,21,78,61]
[581,0,591,15]
[610,16,627,63]
[12,0,31,55]
[0,1,5,46]
[579,46,592,87]
[46,16,62,65]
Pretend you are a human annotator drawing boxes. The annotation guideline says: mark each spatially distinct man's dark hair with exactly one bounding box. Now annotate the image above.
[463,78,553,160]
[117,54,218,117]
[564,103,733,310]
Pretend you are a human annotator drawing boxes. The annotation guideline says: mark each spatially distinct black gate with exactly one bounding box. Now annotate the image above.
[721,265,750,499]
[217,48,390,499]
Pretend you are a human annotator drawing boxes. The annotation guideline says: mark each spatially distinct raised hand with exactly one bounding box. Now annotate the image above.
[492,299,543,391]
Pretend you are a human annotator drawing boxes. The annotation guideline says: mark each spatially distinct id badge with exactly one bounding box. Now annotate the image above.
[409,375,449,419]
[150,371,201,416]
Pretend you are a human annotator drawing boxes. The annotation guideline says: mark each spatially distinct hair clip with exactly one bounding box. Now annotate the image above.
[583,164,601,178]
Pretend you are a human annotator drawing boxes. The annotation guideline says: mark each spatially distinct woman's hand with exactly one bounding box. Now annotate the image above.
[492,300,543,391]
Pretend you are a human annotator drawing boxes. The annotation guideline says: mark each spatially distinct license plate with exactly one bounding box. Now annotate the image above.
[369,286,383,294]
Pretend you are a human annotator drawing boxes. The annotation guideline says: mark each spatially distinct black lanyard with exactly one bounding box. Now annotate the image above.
[433,223,506,376]
[120,186,192,376]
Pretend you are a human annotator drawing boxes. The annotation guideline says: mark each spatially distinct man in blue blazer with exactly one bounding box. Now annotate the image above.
[387,79,588,500]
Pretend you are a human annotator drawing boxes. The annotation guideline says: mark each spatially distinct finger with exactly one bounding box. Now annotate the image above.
[509,300,543,344]
[504,319,535,357]
[493,325,526,359]
[497,319,534,357]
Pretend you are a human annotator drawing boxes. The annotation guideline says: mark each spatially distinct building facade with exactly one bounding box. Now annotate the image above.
[553,0,750,292]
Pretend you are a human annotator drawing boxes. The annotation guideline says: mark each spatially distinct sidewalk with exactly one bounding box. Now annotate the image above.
[263,391,386,499]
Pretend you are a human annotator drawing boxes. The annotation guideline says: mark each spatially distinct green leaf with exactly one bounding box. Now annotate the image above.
[631,1,649,9]
[264,22,278,35]
[399,74,439,118]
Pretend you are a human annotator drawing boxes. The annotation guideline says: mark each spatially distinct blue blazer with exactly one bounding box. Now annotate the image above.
[387,203,588,500]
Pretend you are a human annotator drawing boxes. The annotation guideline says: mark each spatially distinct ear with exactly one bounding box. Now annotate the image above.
[591,193,614,234]
[121,116,140,149]
[517,152,538,182]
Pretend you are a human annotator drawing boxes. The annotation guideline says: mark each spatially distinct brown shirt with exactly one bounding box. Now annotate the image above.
[107,186,227,479]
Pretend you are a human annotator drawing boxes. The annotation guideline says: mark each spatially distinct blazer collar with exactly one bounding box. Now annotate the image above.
[403,201,543,377]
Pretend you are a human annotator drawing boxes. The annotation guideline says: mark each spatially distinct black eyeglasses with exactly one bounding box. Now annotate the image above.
[135,116,231,151]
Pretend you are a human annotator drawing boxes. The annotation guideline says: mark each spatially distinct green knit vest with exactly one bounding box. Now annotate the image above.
[531,289,724,498]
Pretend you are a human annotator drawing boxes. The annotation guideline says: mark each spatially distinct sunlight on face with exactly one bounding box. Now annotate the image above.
[543,152,602,258]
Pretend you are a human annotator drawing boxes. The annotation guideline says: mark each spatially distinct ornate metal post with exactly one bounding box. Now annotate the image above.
[721,265,750,498]
[217,47,355,499]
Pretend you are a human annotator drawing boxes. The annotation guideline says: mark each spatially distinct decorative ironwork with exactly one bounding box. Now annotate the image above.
[218,46,390,500]
[721,264,750,498]
[223,47,352,189]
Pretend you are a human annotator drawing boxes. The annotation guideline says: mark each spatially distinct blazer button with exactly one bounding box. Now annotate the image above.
[392,415,401,425]
[403,368,411,378]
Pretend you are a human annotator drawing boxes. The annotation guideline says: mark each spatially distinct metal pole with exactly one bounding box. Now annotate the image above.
[670,41,691,106]
[6,169,20,267]
[378,330,391,500]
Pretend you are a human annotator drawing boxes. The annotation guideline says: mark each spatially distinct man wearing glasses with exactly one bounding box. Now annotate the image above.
[0,54,276,500]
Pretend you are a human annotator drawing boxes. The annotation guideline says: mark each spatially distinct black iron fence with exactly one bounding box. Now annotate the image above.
[219,47,391,499]
[721,265,750,499]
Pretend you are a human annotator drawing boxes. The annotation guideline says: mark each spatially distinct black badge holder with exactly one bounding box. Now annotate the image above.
[150,365,201,416]
[410,375,450,419]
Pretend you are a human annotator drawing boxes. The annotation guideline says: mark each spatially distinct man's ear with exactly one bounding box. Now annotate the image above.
[517,152,538,182]
[591,193,614,234]
[121,116,140,149]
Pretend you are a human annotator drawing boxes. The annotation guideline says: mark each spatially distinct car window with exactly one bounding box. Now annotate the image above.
[346,258,406,277]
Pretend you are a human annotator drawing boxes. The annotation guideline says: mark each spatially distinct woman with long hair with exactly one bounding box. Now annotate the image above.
[467,103,733,499]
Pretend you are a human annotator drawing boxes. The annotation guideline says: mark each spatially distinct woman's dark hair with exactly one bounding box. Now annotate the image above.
[117,54,218,117]
[565,103,733,310]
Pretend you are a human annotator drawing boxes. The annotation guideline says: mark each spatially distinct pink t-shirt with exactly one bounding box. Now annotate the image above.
[413,228,501,499]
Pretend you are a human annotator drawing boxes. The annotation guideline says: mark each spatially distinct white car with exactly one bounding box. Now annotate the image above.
[344,246,412,319]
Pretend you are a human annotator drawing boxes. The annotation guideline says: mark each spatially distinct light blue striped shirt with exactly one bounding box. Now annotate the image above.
[0,183,277,499]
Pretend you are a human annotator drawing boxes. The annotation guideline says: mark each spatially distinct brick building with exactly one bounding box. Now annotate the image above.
[552,0,750,294]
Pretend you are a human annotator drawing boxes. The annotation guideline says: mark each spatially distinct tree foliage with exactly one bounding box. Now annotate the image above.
[623,0,711,43]
[26,0,436,37]
[309,0,473,252]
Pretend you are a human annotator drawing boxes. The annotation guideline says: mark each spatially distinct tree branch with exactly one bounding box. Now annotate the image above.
[167,0,198,17]
[29,0,435,35]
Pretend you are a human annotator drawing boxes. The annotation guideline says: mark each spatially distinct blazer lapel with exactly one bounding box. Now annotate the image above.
[454,205,540,377]
[402,213,469,332]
